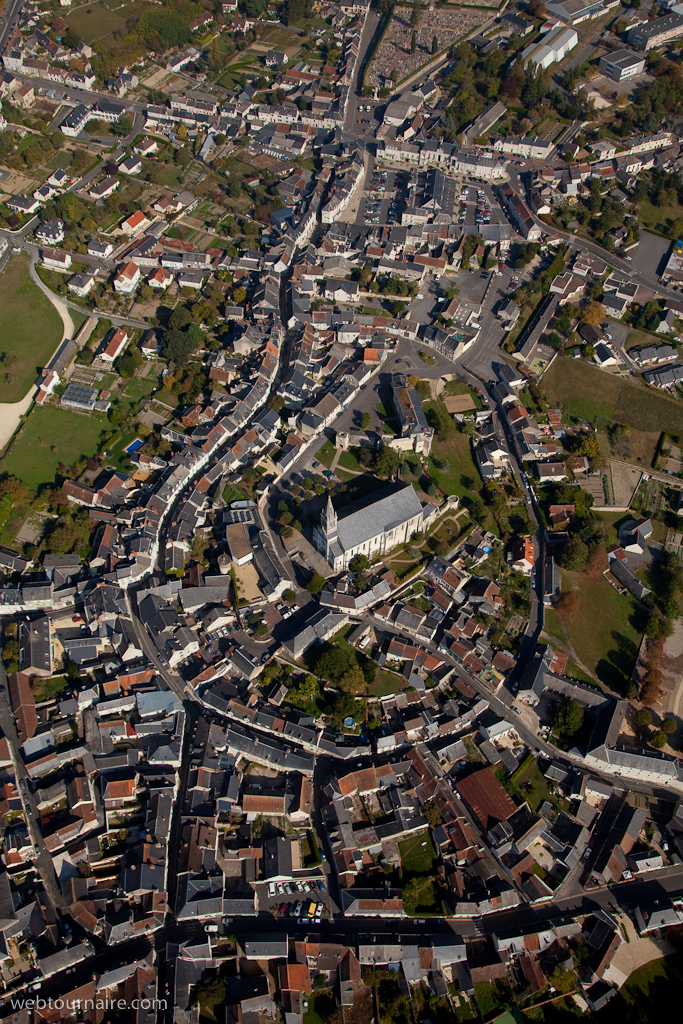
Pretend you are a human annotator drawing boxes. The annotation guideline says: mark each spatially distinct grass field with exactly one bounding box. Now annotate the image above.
[423,416,483,502]
[1,407,105,491]
[367,669,410,697]
[0,255,63,403]
[546,570,643,693]
[315,440,335,469]
[399,832,437,874]
[66,0,150,43]
[637,199,683,238]
[544,356,683,434]
[599,952,683,1024]
[338,449,363,472]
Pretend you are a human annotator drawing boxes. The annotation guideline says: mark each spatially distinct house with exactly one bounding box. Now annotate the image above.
[140,330,162,358]
[536,461,566,483]
[42,249,72,271]
[16,82,34,108]
[594,343,618,368]
[618,517,652,555]
[265,50,288,66]
[324,279,360,303]
[121,210,151,236]
[134,138,158,157]
[148,267,173,290]
[88,238,114,258]
[99,328,128,364]
[6,195,41,214]
[114,262,141,294]
[510,536,534,575]
[89,176,119,200]
[119,155,142,175]
[68,272,97,297]
[35,218,65,245]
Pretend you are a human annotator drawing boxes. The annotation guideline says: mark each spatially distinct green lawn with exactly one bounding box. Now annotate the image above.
[338,449,363,472]
[637,199,683,237]
[0,255,63,403]
[399,832,437,874]
[505,755,556,813]
[66,0,148,43]
[599,952,683,1024]
[544,356,683,434]
[123,378,157,402]
[315,440,335,469]
[31,676,69,703]
[1,406,106,491]
[367,669,410,697]
[423,418,482,502]
[551,569,643,694]
[303,991,337,1024]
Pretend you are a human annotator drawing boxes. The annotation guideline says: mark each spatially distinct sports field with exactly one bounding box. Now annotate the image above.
[0,255,63,403]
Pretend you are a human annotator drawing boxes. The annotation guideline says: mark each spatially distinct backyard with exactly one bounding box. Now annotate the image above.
[544,569,643,694]
[421,411,483,503]
[398,832,437,875]
[0,254,63,403]
[1,406,106,491]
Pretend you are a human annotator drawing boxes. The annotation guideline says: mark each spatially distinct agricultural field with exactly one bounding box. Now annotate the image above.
[0,255,63,403]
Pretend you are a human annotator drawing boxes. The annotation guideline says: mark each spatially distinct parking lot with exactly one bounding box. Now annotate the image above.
[357,164,408,227]
[258,877,330,923]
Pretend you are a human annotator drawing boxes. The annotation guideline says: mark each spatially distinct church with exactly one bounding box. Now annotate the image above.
[313,482,426,572]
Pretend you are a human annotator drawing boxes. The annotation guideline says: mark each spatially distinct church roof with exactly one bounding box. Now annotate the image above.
[334,483,423,552]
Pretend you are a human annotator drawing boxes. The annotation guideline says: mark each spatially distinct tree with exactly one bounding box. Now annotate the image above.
[661,716,677,735]
[163,329,195,365]
[338,664,365,695]
[432,34,438,55]
[168,305,192,330]
[118,354,137,378]
[232,285,247,305]
[640,668,663,706]
[350,554,370,573]
[581,301,605,325]
[411,31,416,53]
[556,591,580,618]
[585,545,607,577]
[360,411,371,431]
[374,447,400,477]
[650,729,667,749]
[423,801,443,828]
[306,572,326,594]
[634,708,652,729]
[561,536,589,572]
[410,0,419,27]
[111,113,133,137]
[284,589,297,603]
[553,696,584,736]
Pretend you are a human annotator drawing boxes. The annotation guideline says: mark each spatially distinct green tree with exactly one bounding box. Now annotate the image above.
[360,411,371,430]
[411,31,416,53]
[634,708,652,729]
[283,589,297,603]
[410,0,420,26]
[306,572,326,594]
[553,697,584,736]
[650,729,667,748]
[374,447,400,477]
[232,286,247,305]
[338,664,365,694]
[661,716,677,735]
[163,329,195,365]
[423,801,443,828]
[432,34,438,54]
[561,536,589,572]
[349,554,370,573]
[168,305,192,330]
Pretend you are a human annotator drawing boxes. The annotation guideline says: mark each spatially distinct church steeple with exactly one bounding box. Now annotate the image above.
[324,495,337,532]
[322,494,338,562]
